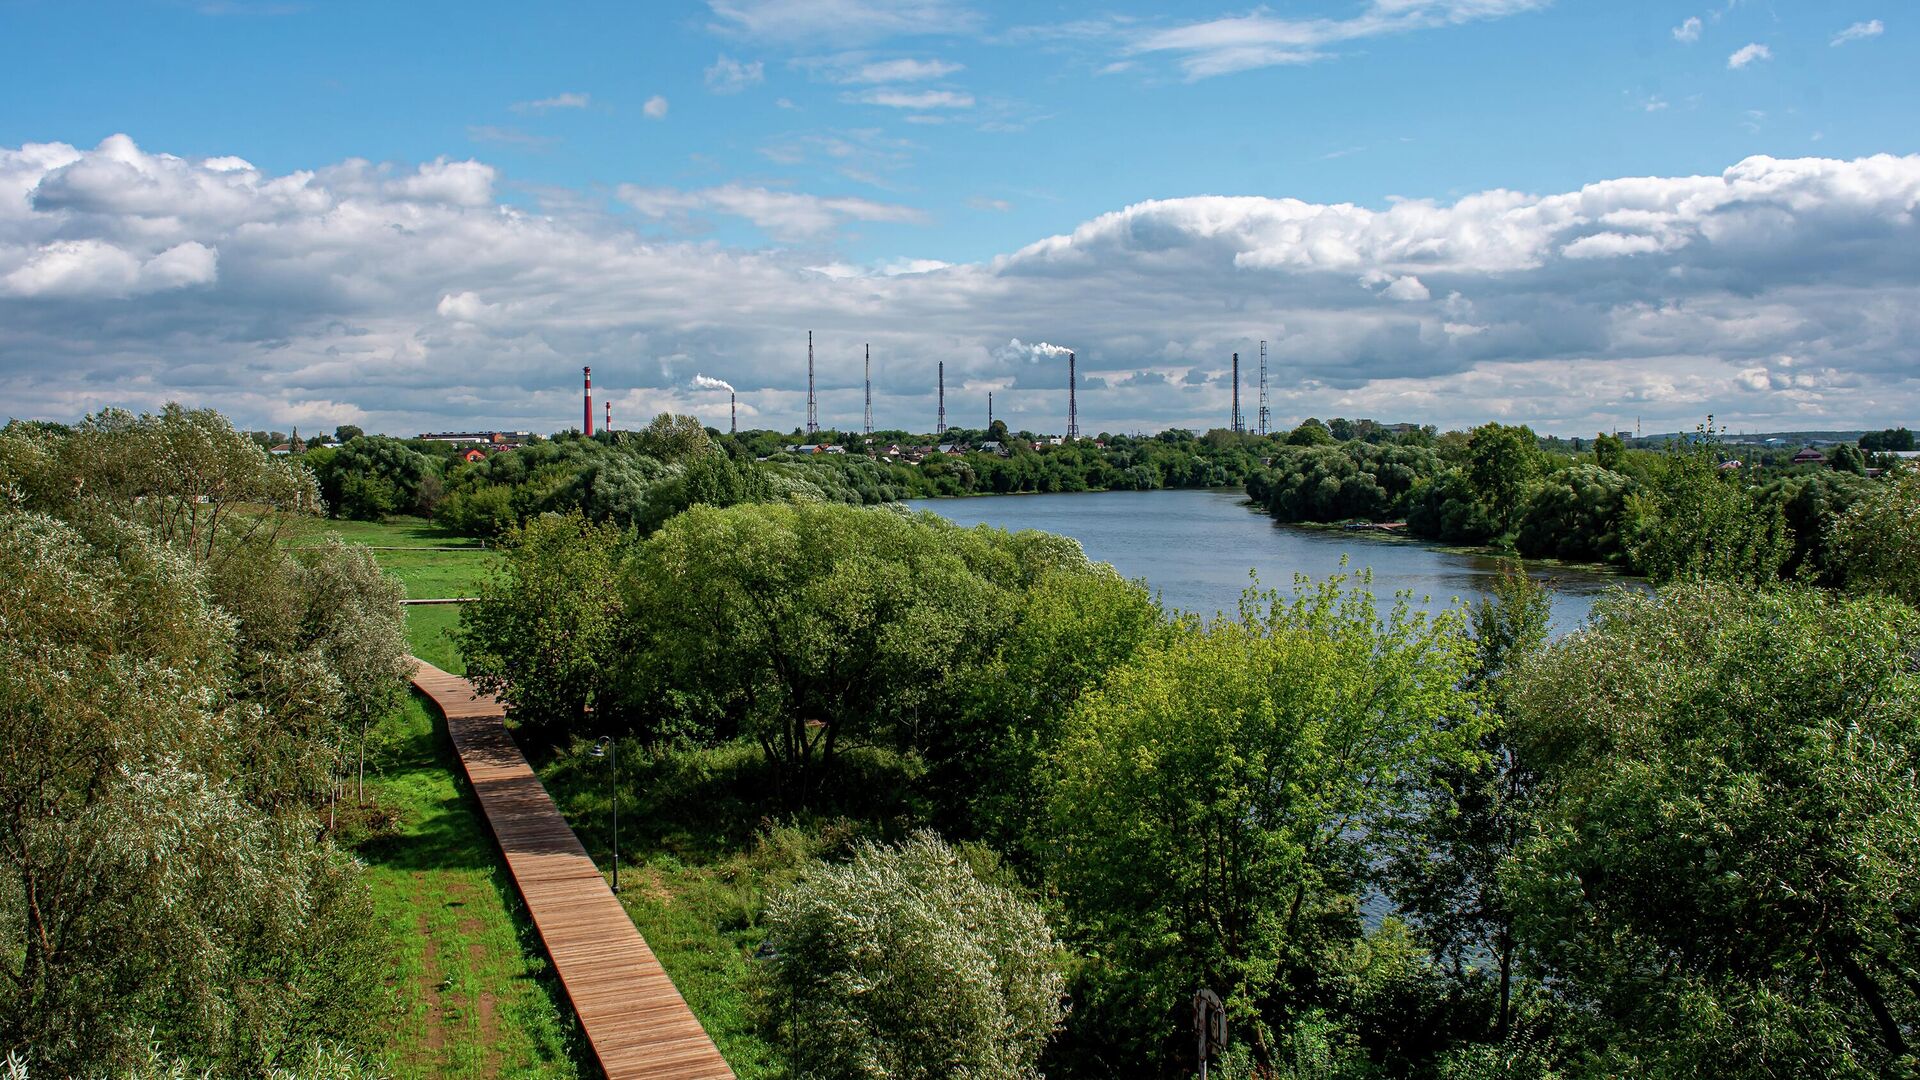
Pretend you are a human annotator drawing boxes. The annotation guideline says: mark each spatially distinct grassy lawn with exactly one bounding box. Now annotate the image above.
[304,515,501,601]
[356,693,587,1080]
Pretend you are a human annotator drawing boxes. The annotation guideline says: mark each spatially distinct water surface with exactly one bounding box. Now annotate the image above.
[904,488,1638,636]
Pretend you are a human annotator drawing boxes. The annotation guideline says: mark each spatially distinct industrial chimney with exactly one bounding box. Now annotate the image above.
[583,366,594,436]
[604,399,611,434]
[730,391,737,435]
[1066,352,1078,440]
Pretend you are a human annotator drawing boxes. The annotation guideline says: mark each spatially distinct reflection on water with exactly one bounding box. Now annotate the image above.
[903,488,1641,636]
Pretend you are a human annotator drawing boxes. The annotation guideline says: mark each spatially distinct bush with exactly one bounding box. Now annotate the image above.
[763,832,1065,1080]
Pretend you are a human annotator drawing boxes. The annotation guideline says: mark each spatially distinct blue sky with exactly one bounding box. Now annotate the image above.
[1,0,1916,435]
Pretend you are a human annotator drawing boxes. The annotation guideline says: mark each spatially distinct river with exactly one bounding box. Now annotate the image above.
[903,488,1639,636]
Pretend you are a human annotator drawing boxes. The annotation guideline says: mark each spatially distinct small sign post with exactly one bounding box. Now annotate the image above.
[1192,988,1227,1078]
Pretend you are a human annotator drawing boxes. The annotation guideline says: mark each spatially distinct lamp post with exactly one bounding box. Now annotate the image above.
[591,736,619,894]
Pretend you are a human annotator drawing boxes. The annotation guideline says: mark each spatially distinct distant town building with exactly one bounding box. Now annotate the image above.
[1792,448,1827,465]
[417,430,532,447]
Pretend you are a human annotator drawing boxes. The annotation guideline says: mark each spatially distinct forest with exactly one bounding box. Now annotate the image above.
[6,406,1920,1079]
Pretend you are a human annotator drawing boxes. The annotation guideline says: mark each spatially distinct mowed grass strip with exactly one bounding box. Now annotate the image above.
[307,516,502,601]
[358,693,588,1080]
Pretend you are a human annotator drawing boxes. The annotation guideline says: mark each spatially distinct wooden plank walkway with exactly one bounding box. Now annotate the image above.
[410,658,735,1080]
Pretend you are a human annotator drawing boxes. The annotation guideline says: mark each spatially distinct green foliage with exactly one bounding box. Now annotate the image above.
[1514,464,1633,564]
[1757,469,1875,585]
[0,508,388,1076]
[458,511,628,735]
[1046,575,1478,1068]
[311,434,443,520]
[1406,468,1499,545]
[1465,423,1542,541]
[1829,467,1920,607]
[1592,432,1626,471]
[763,832,1065,1080]
[619,502,1091,794]
[1249,442,1440,523]
[1858,427,1914,452]
[1626,448,1790,586]
[1510,583,1920,1078]
[1286,418,1336,446]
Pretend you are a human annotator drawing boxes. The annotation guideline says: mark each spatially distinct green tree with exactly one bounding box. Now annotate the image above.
[1509,583,1920,1078]
[1465,423,1541,541]
[1829,442,1869,476]
[1046,576,1478,1067]
[1385,567,1551,1046]
[1625,422,1790,585]
[1829,467,1920,607]
[1593,432,1625,471]
[764,832,1065,1080]
[1286,418,1335,446]
[620,502,1085,795]
[457,511,628,736]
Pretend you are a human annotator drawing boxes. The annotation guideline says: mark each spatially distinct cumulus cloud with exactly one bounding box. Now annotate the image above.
[705,54,767,93]
[4,135,1920,437]
[1672,16,1702,43]
[617,182,927,238]
[1832,20,1883,46]
[643,95,670,119]
[1121,0,1551,79]
[1727,42,1771,68]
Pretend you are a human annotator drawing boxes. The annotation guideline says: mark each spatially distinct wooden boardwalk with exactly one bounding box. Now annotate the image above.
[410,659,735,1080]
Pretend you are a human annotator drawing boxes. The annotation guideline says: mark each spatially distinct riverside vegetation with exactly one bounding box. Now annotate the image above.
[7,405,1920,1079]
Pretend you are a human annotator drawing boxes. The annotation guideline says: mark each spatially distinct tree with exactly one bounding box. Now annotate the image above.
[1385,567,1550,1045]
[1509,583,1920,1078]
[1626,422,1790,585]
[1465,423,1541,541]
[1829,442,1868,476]
[1593,432,1625,471]
[0,508,385,1075]
[1829,467,1920,607]
[764,832,1065,1080]
[621,502,1087,796]
[1514,464,1634,564]
[457,511,628,736]
[1858,427,1914,452]
[333,424,365,444]
[298,538,411,802]
[1046,576,1478,1067]
[1286,418,1335,446]
[633,412,712,463]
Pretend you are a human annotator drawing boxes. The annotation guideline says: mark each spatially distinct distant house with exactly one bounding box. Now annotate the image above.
[268,443,293,456]
[1792,448,1826,465]
[979,440,1005,455]
[936,443,959,455]
[461,447,487,464]
[1718,460,1743,471]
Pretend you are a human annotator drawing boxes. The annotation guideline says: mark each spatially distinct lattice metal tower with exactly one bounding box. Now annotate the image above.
[1067,351,1079,439]
[806,331,818,435]
[1231,352,1243,434]
[1258,339,1271,437]
[864,344,873,436]
[936,361,947,436]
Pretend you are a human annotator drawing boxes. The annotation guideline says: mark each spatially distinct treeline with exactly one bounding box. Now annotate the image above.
[296,421,1268,537]
[0,409,409,1077]
[1248,421,1896,583]
[459,473,1920,1079]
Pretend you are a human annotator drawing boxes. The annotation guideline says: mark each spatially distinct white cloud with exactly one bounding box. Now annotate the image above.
[6,135,1920,437]
[692,373,735,392]
[1832,19,1883,46]
[844,88,973,108]
[512,92,590,113]
[643,95,670,119]
[1122,0,1551,80]
[617,182,927,238]
[705,55,766,94]
[706,0,980,43]
[1727,42,1771,68]
[804,54,965,82]
[1673,16,1702,43]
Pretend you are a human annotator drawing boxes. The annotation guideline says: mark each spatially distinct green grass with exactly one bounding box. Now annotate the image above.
[541,741,935,1078]
[356,693,587,1079]
[304,515,502,601]
[407,604,467,674]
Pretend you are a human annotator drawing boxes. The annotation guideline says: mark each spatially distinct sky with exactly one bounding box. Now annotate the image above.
[1,0,1916,437]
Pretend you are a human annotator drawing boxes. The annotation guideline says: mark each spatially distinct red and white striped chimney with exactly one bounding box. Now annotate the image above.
[583,366,594,436]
